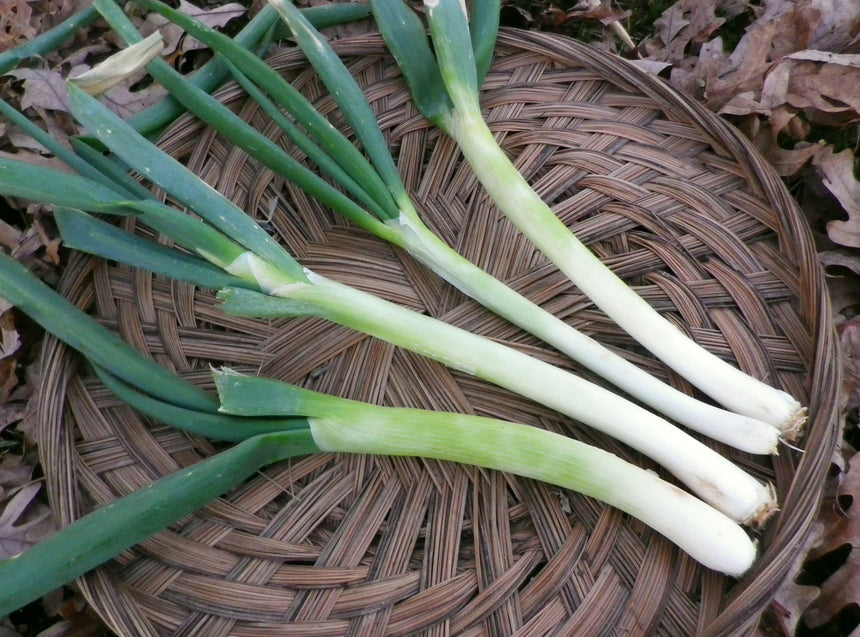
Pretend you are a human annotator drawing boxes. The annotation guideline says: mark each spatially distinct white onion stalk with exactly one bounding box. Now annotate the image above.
[219,252,776,526]
[445,104,805,438]
[372,0,806,438]
[215,369,759,577]
[392,211,782,454]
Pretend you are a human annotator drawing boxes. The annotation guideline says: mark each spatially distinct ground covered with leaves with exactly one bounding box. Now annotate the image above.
[0,0,859,635]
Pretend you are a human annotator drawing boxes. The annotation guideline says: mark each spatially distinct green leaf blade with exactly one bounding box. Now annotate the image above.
[0,156,128,212]
[55,208,249,291]
[65,82,305,282]
[424,0,479,107]
[0,251,217,412]
[268,0,408,206]
[369,0,452,127]
[96,367,310,442]
[0,429,318,616]
[470,0,500,85]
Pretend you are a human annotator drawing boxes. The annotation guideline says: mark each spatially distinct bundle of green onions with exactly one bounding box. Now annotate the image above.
[368,0,806,438]
[0,73,775,528]
[0,209,755,611]
[114,0,793,457]
[0,0,805,612]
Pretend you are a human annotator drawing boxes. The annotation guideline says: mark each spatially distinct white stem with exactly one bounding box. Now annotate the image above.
[286,272,775,525]
[308,408,757,577]
[444,104,804,436]
[392,211,782,454]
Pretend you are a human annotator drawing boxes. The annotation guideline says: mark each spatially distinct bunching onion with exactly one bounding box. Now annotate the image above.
[0,0,802,609]
[368,0,806,438]
[120,0,789,457]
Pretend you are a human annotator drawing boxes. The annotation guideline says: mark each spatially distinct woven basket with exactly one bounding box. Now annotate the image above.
[37,31,841,636]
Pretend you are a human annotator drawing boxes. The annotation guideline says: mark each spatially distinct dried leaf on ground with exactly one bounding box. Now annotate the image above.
[814,147,860,248]
[641,0,860,176]
[839,316,860,412]
[801,452,860,632]
[3,67,81,112]
[140,0,246,57]
[0,482,55,561]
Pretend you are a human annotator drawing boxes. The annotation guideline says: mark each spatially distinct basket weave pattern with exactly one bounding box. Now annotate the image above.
[37,31,840,636]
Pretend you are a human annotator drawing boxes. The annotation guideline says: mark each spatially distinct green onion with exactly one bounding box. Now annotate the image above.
[371,0,805,438]
[215,369,759,577]
[0,428,319,616]
[113,0,784,457]
[0,37,780,525]
[2,134,775,525]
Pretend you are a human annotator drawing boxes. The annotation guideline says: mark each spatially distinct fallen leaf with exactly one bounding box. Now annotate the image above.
[0,482,55,561]
[566,1,631,26]
[141,0,246,57]
[839,316,860,411]
[100,81,167,120]
[0,0,37,50]
[3,67,75,112]
[814,147,860,248]
[802,452,860,631]
[654,2,690,46]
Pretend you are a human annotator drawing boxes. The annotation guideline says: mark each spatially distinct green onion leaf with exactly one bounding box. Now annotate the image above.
[470,0,500,85]
[267,0,407,205]
[0,251,216,412]
[0,156,129,212]
[0,6,100,74]
[369,0,452,127]
[65,82,306,282]
[55,208,249,291]
[423,0,479,108]
[95,366,310,441]
[0,429,319,616]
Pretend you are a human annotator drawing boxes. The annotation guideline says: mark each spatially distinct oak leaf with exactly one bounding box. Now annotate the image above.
[0,482,55,561]
[801,452,860,632]
[815,147,860,248]
[141,0,246,57]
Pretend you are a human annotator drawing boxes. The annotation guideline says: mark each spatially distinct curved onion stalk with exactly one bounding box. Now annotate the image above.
[106,0,782,455]
[369,0,806,438]
[0,83,773,526]
[214,369,758,577]
[0,370,756,618]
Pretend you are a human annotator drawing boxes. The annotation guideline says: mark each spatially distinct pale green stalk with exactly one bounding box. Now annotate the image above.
[216,269,776,526]
[142,0,780,455]
[216,370,759,577]
[374,0,805,437]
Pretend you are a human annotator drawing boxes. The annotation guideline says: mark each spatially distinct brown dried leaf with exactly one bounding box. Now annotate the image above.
[566,1,631,26]
[768,55,860,127]
[654,2,690,46]
[3,67,77,112]
[0,482,55,561]
[0,0,37,50]
[141,0,246,56]
[814,147,860,248]
[838,315,860,411]
[802,452,860,631]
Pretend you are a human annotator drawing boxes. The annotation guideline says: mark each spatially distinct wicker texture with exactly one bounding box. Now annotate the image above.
[37,31,840,636]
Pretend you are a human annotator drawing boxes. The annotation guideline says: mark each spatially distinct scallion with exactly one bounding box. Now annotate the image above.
[110,0,785,456]
[370,0,806,438]
[5,77,775,526]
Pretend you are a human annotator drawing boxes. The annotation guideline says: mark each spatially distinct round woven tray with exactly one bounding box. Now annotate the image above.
[37,30,841,636]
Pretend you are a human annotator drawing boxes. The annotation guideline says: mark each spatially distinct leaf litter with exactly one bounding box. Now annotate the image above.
[1,0,860,634]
